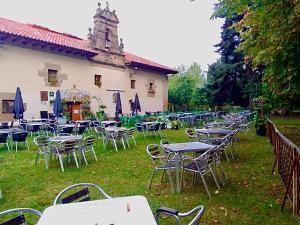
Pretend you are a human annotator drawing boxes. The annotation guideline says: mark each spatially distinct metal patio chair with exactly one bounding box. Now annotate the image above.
[80,135,97,165]
[106,130,126,152]
[135,122,146,139]
[0,208,42,225]
[146,144,176,192]
[181,147,220,198]
[125,128,136,148]
[33,135,50,169]
[94,126,107,149]
[155,204,205,225]
[185,128,197,142]
[0,133,10,152]
[11,131,29,152]
[51,140,79,172]
[53,183,112,205]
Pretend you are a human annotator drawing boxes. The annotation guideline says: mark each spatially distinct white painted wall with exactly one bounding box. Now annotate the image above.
[0,44,168,120]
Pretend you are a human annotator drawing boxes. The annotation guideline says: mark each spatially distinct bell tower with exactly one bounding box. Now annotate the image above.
[88,2,125,67]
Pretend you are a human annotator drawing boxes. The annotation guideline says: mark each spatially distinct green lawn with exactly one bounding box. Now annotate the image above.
[271,116,300,146]
[0,125,298,224]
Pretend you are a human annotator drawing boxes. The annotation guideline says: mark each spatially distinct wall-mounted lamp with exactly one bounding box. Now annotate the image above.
[0,39,4,48]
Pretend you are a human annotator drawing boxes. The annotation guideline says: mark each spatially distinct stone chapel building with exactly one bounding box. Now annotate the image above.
[0,3,177,120]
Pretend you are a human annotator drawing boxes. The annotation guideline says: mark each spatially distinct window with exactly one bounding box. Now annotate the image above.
[2,100,14,113]
[131,80,136,89]
[40,91,48,101]
[95,75,102,87]
[149,82,154,92]
[48,69,58,86]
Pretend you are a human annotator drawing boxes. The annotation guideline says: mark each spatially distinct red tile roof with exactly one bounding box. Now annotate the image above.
[0,17,177,74]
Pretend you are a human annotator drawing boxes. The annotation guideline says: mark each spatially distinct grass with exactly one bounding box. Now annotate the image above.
[0,123,299,224]
[271,116,300,146]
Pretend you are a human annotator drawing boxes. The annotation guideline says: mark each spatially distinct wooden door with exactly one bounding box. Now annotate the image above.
[71,103,81,121]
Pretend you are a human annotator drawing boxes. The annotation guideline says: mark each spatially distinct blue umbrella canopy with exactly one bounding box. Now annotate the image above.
[115,92,122,116]
[133,93,141,115]
[53,90,63,118]
[13,87,25,120]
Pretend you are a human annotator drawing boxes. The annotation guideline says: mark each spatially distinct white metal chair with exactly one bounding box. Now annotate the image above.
[0,208,42,225]
[51,140,79,172]
[80,135,97,165]
[106,130,126,152]
[146,144,176,192]
[53,183,112,205]
[155,204,205,225]
[33,135,50,169]
[125,128,136,148]
[181,147,220,198]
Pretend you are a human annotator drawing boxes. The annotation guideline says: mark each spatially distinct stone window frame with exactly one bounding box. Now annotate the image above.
[146,79,157,97]
[38,63,67,87]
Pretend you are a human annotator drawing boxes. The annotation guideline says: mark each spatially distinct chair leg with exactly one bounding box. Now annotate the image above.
[133,137,137,146]
[6,143,10,152]
[166,169,175,193]
[82,151,88,165]
[35,153,40,165]
[216,167,225,185]
[92,147,98,161]
[26,141,30,151]
[160,170,166,182]
[58,156,64,172]
[121,139,126,149]
[73,152,79,168]
[211,169,220,189]
[224,150,230,162]
[148,169,155,189]
[15,142,17,152]
[113,140,118,152]
[219,163,228,179]
[200,174,211,198]
[127,139,130,148]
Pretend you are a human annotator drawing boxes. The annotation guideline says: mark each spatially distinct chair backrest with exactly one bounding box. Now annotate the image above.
[185,128,195,138]
[0,208,42,225]
[126,128,135,137]
[12,132,28,142]
[0,133,9,144]
[57,140,77,154]
[27,124,41,132]
[61,126,73,134]
[115,121,122,127]
[57,133,71,137]
[76,125,86,135]
[160,139,172,146]
[33,135,49,149]
[112,130,126,139]
[82,135,95,148]
[53,183,112,205]
[95,126,106,135]
[193,148,214,171]
[146,144,164,161]
[135,123,144,132]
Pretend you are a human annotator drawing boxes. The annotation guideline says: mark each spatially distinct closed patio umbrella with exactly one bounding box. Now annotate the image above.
[13,87,25,123]
[53,90,63,118]
[115,92,122,118]
[133,93,141,115]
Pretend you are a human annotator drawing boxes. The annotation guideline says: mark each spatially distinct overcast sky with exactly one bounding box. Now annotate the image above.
[0,0,223,71]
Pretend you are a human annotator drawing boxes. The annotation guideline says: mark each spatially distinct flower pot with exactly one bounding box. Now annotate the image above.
[256,124,266,136]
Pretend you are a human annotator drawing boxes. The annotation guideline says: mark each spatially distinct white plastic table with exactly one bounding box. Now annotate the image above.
[37,196,157,225]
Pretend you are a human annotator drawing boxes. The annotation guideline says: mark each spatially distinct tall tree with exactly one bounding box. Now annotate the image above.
[213,0,300,106]
[207,15,261,107]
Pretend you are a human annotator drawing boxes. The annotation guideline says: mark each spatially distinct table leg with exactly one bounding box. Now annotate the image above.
[175,153,182,193]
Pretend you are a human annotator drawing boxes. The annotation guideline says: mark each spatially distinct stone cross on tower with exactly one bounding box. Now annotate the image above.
[88,2,125,67]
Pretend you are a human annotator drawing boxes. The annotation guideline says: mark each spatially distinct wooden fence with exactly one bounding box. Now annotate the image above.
[268,119,300,215]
